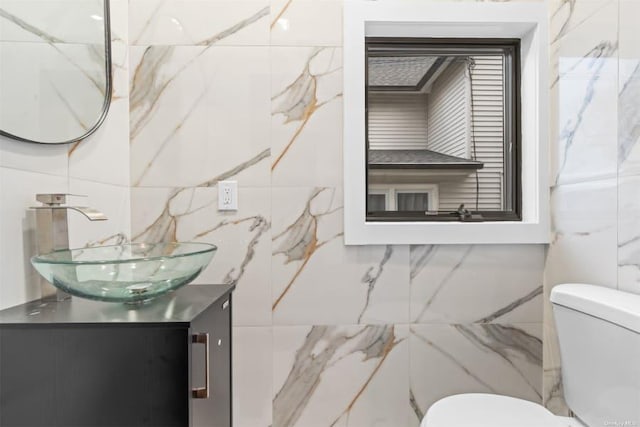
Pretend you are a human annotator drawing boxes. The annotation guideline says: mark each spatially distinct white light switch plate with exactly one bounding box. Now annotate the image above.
[218,181,238,211]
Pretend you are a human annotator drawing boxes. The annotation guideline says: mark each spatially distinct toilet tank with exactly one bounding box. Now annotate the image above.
[551,284,640,427]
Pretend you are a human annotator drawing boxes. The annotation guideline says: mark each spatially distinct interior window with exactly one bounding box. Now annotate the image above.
[365,38,521,222]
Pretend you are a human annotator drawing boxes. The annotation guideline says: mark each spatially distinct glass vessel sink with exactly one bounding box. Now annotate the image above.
[31,242,217,303]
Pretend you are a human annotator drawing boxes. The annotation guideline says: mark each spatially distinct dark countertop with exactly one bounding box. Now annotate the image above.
[0,284,234,326]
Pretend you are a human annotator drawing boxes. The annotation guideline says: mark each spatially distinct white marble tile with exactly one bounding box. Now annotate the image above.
[271,187,410,325]
[550,0,615,48]
[618,0,640,175]
[270,0,342,47]
[617,0,640,295]
[131,186,272,326]
[549,0,618,185]
[0,167,68,310]
[409,323,543,423]
[546,179,618,289]
[543,178,617,413]
[67,179,131,250]
[233,326,273,427]
[410,245,544,324]
[109,0,129,46]
[129,0,269,46]
[271,47,343,187]
[273,324,409,427]
[0,135,69,177]
[68,37,129,186]
[0,0,105,44]
[68,97,130,186]
[542,295,569,415]
[617,175,640,294]
[129,45,271,188]
[543,368,568,416]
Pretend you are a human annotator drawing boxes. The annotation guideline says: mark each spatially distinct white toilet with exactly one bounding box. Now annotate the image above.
[421,283,640,427]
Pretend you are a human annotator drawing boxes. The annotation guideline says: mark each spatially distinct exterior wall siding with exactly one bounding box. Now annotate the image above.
[368,92,429,150]
[435,56,506,211]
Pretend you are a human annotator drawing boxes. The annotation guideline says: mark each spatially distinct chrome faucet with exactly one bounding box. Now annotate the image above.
[31,193,108,301]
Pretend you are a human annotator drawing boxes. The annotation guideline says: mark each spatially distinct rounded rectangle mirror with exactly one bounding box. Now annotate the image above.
[0,0,112,144]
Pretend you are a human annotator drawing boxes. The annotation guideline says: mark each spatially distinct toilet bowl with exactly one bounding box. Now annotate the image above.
[421,394,585,427]
[420,284,640,427]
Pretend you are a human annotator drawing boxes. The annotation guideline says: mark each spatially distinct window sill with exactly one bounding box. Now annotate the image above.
[345,220,550,245]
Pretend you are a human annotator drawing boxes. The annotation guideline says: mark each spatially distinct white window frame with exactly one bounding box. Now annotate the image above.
[344,0,550,244]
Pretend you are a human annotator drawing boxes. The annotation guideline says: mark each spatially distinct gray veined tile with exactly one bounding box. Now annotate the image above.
[410,245,544,324]
[271,186,342,311]
[0,134,69,177]
[542,298,569,415]
[618,59,640,173]
[550,0,616,47]
[233,326,273,427]
[0,0,105,44]
[129,45,271,188]
[273,324,409,427]
[272,241,410,325]
[543,366,568,415]
[129,0,270,46]
[546,179,618,289]
[618,0,640,175]
[271,187,410,325]
[409,323,543,424]
[131,186,273,326]
[0,6,64,43]
[544,178,617,414]
[271,47,343,187]
[618,175,640,295]
[109,0,129,46]
[270,0,342,47]
[129,45,178,142]
[617,1,640,296]
[550,0,618,186]
[69,36,130,186]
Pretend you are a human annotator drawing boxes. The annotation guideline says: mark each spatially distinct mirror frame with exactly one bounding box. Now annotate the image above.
[0,0,113,145]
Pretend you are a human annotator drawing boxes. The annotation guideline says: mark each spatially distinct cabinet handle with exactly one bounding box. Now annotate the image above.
[192,333,209,399]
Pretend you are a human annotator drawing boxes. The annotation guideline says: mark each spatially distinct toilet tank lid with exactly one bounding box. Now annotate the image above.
[551,283,640,334]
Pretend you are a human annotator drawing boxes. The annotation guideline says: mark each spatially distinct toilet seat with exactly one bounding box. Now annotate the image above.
[421,393,567,427]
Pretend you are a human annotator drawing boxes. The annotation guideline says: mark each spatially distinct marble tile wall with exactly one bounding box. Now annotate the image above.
[126,1,546,426]
[0,0,131,310]
[542,0,640,415]
[543,0,618,413]
[617,0,640,294]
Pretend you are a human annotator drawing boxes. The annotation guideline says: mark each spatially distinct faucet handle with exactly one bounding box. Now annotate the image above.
[35,193,86,206]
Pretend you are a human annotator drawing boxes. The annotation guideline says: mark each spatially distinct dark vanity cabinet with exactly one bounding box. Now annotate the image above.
[0,284,234,427]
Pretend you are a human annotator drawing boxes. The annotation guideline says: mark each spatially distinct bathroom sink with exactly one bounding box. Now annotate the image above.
[31,242,217,303]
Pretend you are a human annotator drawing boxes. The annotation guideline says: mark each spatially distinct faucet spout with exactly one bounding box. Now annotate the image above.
[66,206,108,221]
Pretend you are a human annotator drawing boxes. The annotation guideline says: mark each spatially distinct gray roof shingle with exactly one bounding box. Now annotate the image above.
[368,149,484,170]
